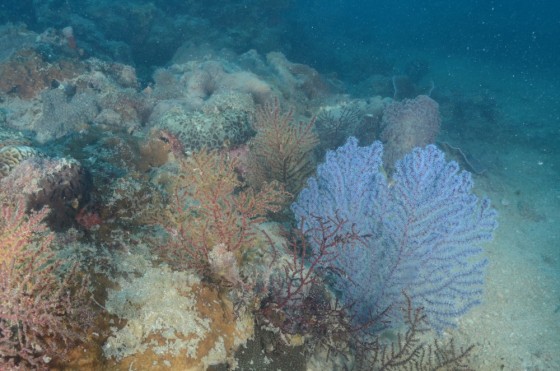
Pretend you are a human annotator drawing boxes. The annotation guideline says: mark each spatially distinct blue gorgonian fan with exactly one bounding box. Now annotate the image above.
[291,137,497,332]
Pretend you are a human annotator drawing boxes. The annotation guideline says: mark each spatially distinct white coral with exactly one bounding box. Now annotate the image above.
[102,266,211,361]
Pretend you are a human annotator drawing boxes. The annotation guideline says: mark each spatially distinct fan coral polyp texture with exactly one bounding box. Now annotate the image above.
[291,137,497,332]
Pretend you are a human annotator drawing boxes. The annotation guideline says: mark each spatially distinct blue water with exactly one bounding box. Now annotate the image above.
[286,1,560,73]
[0,1,559,370]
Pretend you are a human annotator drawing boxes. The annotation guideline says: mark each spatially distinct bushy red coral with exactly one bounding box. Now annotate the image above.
[0,190,92,369]
[157,148,288,277]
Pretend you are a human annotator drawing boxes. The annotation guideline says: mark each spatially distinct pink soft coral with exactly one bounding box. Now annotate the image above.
[0,170,92,369]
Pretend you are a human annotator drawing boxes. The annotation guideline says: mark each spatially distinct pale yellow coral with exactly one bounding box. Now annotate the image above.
[0,145,38,177]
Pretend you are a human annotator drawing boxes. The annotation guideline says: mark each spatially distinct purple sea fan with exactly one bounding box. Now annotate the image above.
[291,137,497,332]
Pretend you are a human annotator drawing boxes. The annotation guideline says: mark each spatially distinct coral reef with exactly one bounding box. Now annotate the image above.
[0,146,92,230]
[0,30,150,143]
[38,86,95,141]
[26,0,294,73]
[314,96,389,155]
[0,47,83,99]
[259,209,476,370]
[0,24,36,61]
[0,11,498,369]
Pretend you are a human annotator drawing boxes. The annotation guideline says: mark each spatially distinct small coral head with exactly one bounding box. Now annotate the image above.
[156,129,185,157]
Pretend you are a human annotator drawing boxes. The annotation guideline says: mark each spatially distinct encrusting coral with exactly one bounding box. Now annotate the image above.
[154,91,255,152]
[102,264,255,370]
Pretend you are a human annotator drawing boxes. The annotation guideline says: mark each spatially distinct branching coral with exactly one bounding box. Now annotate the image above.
[316,104,363,151]
[354,293,474,370]
[260,213,362,335]
[156,148,288,278]
[0,188,92,369]
[247,98,319,196]
[260,213,475,370]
